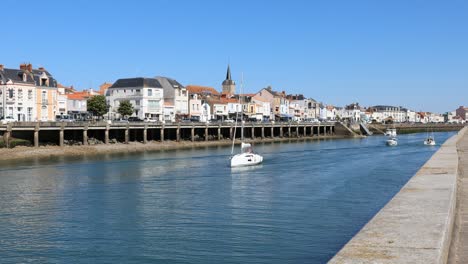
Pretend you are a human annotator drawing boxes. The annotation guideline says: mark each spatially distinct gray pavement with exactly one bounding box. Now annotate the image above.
[448,128,468,264]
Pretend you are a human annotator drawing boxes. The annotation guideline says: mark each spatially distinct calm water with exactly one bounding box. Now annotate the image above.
[0,132,456,263]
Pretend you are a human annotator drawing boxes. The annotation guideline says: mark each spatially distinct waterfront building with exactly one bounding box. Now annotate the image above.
[188,93,202,121]
[106,78,164,120]
[416,112,428,123]
[405,109,417,123]
[211,100,228,121]
[221,95,241,120]
[368,105,406,123]
[340,103,362,122]
[325,105,338,121]
[251,96,271,121]
[57,83,77,115]
[0,64,38,121]
[456,106,468,121]
[221,65,236,95]
[67,90,96,116]
[98,82,112,95]
[156,77,188,122]
[32,65,60,121]
[186,85,220,121]
[254,86,290,121]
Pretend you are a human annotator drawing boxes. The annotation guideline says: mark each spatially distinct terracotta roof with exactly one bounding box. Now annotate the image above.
[67,91,93,100]
[238,93,255,97]
[186,85,220,95]
[99,82,112,95]
[220,97,239,104]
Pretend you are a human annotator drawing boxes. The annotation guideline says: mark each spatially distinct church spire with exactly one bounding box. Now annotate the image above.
[226,64,232,80]
[222,64,236,94]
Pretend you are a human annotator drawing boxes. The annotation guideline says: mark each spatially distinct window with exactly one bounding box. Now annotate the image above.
[8,89,13,99]
[23,73,27,82]
[148,100,160,112]
[136,100,140,106]
[18,89,23,100]
[28,90,33,100]
[42,90,47,105]
[148,89,152,96]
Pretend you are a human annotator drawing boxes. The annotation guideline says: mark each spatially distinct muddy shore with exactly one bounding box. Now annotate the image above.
[0,135,348,162]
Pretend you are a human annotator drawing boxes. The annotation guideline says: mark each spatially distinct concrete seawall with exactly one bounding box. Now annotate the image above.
[329,127,467,263]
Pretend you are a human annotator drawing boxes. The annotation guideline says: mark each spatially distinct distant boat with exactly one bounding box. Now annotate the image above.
[386,137,398,146]
[230,74,263,168]
[384,128,397,137]
[424,127,436,146]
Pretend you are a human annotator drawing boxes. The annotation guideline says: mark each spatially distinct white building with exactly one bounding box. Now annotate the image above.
[369,105,406,123]
[106,78,164,120]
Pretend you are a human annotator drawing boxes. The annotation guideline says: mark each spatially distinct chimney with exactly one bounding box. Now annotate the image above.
[20,63,27,71]
[0,64,3,71]
[38,67,45,71]
[27,63,33,72]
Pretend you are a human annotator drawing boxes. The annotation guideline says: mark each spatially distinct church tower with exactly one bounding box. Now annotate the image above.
[222,64,236,94]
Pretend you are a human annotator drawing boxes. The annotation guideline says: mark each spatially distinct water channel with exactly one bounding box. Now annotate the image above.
[0,131,456,263]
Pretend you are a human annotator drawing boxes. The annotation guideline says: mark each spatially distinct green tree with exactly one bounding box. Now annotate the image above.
[118,100,134,118]
[87,95,108,119]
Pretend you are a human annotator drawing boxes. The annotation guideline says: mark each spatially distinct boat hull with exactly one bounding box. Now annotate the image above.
[424,140,436,146]
[230,153,263,167]
[386,139,398,146]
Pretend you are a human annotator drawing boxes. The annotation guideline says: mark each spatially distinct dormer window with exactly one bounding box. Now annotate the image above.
[41,78,48,86]
[23,73,27,82]
[39,72,49,87]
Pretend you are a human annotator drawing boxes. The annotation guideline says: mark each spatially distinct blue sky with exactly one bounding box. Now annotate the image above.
[2,0,467,112]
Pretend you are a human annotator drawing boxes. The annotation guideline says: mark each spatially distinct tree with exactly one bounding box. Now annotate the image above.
[87,95,108,119]
[118,100,134,118]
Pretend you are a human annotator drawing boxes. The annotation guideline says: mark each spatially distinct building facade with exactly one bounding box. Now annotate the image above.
[156,76,188,121]
[106,78,164,120]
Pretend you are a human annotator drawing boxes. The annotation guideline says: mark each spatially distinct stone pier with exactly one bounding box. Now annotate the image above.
[329,127,467,264]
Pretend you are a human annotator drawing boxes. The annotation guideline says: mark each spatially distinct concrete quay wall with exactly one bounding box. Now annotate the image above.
[329,127,467,264]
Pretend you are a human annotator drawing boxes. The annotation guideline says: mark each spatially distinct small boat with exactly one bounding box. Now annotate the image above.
[386,137,398,146]
[424,127,436,146]
[384,128,397,137]
[424,137,436,146]
[231,142,263,167]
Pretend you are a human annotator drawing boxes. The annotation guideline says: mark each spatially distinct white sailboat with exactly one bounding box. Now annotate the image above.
[386,137,398,146]
[230,74,263,167]
[424,127,436,146]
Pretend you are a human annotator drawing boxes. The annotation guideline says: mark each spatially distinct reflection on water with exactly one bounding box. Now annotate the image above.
[0,132,456,263]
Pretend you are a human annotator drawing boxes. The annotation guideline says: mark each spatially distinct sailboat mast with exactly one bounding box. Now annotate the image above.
[240,73,244,141]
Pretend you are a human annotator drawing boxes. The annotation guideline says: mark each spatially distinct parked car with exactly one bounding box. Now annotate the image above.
[0,116,15,124]
[143,118,157,123]
[128,117,143,122]
[56,115,75,122]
